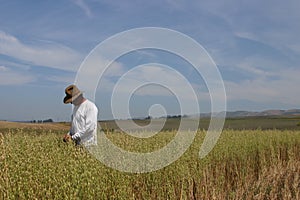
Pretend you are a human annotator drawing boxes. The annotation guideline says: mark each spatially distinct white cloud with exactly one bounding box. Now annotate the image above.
[112,64,199,100]
[225,68,300,107]
[0,60,31,71]
[110,64,201,119]
[104,62,125,77]
[0,31,82,71]
[208,1,300,57]
[0,65,8,72]
[237,62,276,78]
[46,74,76,84]
[71,0,93,18]
[76,53,125,87]
[0,65,35,85]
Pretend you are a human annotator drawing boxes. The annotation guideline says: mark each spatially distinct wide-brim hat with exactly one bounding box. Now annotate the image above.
[63,84,83,104]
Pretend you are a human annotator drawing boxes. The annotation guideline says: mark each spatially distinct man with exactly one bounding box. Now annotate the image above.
[63,84,98,146]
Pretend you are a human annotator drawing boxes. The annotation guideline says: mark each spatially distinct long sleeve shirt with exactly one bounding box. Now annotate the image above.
[70,99,98,146]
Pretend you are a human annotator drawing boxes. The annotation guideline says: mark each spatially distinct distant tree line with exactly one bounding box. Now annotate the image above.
[30,119,53,123]
[166,115,187,119]
[144,115,188,120]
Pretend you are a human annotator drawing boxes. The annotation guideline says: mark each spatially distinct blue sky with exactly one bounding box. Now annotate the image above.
[0,0,300,121]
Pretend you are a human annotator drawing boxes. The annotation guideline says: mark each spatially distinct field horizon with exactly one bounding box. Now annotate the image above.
[1,114,300,132]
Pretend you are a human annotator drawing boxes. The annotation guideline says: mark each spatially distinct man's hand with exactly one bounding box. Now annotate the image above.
[63,134,71,143]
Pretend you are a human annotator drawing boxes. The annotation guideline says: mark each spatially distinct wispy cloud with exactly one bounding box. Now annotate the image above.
[46,74,76,84]
[111,64,199,99]
[225,68,300,107]
[0,65,35,85]
[0,31,82,71]
[107,64,201,119]
[204,1,300,57]
[71,0,93,18]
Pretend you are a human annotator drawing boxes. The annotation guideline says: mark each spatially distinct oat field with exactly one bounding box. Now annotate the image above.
[0,125,299,199]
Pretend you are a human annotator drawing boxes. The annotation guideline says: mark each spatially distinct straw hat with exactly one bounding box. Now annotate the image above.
[63,85,83,104]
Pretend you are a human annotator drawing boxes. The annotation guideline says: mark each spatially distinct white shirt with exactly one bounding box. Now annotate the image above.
[70,99,98,146]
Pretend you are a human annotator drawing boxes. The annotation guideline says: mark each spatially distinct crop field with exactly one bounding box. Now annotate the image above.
[0,122,300,199]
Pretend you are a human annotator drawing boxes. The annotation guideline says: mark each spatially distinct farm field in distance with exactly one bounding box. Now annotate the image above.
[99,116,300,131]
[0,117,299,199]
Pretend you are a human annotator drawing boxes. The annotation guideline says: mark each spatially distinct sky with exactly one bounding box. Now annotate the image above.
[0,0,300,121]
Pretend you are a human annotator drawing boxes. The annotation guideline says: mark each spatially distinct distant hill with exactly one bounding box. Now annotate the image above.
[200,109,300,118]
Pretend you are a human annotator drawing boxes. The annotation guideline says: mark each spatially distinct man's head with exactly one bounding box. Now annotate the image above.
[63,85,84,105]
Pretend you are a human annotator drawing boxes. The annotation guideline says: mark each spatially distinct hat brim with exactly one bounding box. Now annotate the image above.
[63,92,82,104]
